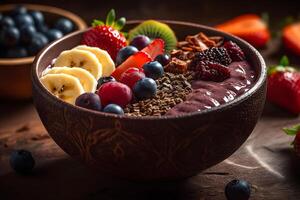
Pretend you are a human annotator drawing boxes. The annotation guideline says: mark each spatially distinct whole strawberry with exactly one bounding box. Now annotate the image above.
[267,56,300,114]
[81,9,127,61]
[283,124,300,156]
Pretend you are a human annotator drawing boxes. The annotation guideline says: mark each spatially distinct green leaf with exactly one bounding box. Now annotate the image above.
[279,55,289,66]
[283,124,300,136]
[261,12,269,25]
[114,17,126,31]
[106,9,116,26]
[92,20,104,27]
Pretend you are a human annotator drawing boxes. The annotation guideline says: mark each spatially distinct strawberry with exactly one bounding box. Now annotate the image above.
[283,124,300,156]
[267,56,300,114]
[141,39,165,60]
[81,9,127,61]
[283,23,300,56]
[111,52,151,81]
[215,14,270,48]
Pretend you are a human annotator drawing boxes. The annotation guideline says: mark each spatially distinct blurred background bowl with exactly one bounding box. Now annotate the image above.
[0,4,87,99]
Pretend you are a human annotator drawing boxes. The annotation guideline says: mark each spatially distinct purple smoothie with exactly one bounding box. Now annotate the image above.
[166,61,255,115]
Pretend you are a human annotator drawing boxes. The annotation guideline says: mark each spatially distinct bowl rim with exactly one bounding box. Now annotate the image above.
[0,3,87,66]
[32,20,267,121]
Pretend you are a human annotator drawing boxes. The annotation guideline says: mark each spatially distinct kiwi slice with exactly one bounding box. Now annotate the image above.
[128,20,178,53]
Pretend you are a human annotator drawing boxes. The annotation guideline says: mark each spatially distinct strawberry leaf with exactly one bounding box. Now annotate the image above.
[114,17,126,31]
[279,55,289,66]
[106,9,116,26]
[283,124,300,136]
[92,20,104,27]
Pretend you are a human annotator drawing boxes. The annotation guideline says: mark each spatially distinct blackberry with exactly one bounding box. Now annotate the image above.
[193,60,230,82]
[223,41,245,62]
[190,47,232,68]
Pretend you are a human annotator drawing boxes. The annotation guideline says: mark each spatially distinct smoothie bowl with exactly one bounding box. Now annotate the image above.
[32,11,266,181]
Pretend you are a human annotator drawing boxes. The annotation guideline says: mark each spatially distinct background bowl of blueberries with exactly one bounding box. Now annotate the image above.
[0,4,87,99]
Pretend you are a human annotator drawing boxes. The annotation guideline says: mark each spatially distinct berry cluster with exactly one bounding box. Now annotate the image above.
[0,5,74,58]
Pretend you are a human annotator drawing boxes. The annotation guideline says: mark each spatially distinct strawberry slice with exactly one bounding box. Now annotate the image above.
[283,23,300,56]
[141,39,165,60]
[111,52,151,81]
[215,14,270,48]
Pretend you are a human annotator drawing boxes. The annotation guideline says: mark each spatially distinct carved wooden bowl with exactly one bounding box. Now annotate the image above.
[32,20,267,181]
[0,4,87,99]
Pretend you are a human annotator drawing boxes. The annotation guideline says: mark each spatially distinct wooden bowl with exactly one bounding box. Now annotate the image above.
[0,4,87,99]
[32,20,267,181]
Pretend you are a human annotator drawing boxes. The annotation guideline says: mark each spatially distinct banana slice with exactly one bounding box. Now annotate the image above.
[74,45,115,76]
[40,74,84,105]
[54,49,102,79]
[46,67,97,93]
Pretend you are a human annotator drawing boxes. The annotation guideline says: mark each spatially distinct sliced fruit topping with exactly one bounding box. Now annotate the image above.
[103,104,124,115]
[98,82,132,107]
[111,51,151,81]
[116,46,139,66]
[141,38,165,60]
[223,41,245,62]
[54,49,102,79]
[215,14,270,48]
[40,73,84,104]
[133,77,157,100]
[75,92,102,111]
[119,67,145,89]
[74,45,115,77]
[128,20,177,52]
[154,54,170,66]
[81,9,127,61]
[143,61,164,80]
[46,67,97,93]
[283,22,300,56]
[130,35,151,50]
[97,76,116,89]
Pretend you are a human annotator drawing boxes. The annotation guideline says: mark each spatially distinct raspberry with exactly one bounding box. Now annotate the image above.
[190,47,232,68]
[192,61,230,82]
[223,41,245,61]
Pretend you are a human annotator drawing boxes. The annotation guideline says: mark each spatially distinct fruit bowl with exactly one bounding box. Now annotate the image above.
[0,4,87,99]
[32,20,266,181]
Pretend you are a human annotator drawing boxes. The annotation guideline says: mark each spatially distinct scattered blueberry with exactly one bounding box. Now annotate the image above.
[46,29,63,42]
[75,93,102,111]
[116,46,138,65]
[27,33,49,55]
[103,104,124,115]
[225,179,251,200]
[6,47,28,58]
[130,35,151,50]
[10,5,27,16]
[36,24,49,34]
[54,18,73,34]
[14,14,34,27]
[29,11,44,26]
[155,54,170,66]
[20,25,36,44]
[97,76,116,89]
[143,61,164,80]
[0,16,15,29]
[133,78,157,100]
[1,27,20,47]
[10,149,35,174]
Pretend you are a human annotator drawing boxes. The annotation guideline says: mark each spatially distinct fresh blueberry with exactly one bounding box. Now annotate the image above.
[10,149,35,174]
[0,16,15,29]
[225,179,251,200]
[6,47,28,58]
[1,27,20,47]
[20,25,36,44]
[143,61,164,80]
[14,14,34,27]
[54,18,74,34]
[155,54,170,66]
[10,5,27,16]
[103,104,124,115]
[27,33,49,55]
[46,29,63,42]
[36,23,49,34]
[130,35,151,50]
[75,93,102,111]
[97,76,116,89]
[116,46,138,65]
[29,11,44,26]
[133,78,157,100]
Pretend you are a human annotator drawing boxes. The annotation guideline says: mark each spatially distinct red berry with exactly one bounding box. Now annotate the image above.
[98,82,132,108]
[119,67,145,89]
[223,41,245,62]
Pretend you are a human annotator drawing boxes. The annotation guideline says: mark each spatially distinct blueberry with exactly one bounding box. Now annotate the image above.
[133,78,157,100]
[54,18,74,34]
[103,104,124,115]
[0,16,15,29]
[46,29,63,42]
[20,25,36,44]
[1,27,20,47]
[36,23,49,34]
[75,93,102,111]
[27,33,49,55]
[116,46,138,65]
[10,5,27,16]
[143,61,164,80]
[155,54,170,66]
[225,179,251,200]
[6,47,28,58]
[97,76,116,89]
[29,11,44,26]
[10,149,35,174]
[130,35,151,50]
[14,14,34,28]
